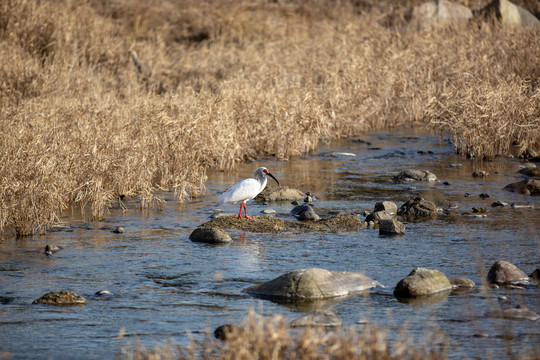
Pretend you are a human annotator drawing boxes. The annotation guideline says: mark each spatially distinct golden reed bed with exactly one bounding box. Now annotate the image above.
[0,0,538,236]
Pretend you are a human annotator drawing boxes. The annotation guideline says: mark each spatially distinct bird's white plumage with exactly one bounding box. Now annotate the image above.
[218,168,268,205]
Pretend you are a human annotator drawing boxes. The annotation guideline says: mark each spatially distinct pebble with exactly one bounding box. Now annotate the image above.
[449,164,463,168]
[112,227,124,234]
[479,193,490,198]
[491,201,508,207]
[95,290,112,296]
[262,209,276,214]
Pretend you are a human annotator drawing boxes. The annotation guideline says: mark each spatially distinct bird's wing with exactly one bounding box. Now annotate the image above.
[217,178,261,204]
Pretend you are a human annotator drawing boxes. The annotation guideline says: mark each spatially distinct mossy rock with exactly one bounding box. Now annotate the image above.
[256,186,306,202]
[32,290,88,305]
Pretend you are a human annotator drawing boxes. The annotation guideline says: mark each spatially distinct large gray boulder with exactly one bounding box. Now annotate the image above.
[245,268,383,300]
[32,290,88,305]
[487,260,530,286]
[397,196,438,217]
[408,1,473,29]
[394,268,452,298]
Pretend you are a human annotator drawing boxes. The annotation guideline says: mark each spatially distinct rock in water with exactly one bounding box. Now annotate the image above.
[487,260,530,286]
[503,179,540,195]
[257,186,306,202]
[290,310,342,328]
[366,210,394,223]
[291,204,320,221]
[379,219,405,235]
[449,277,476,294]
[32,290,88,305]
[397,196,438,218]
[394,268,452,298]
[394,169,437,182]
[488,304,540,321]
[189,227,232,244]
[245,268,383,300]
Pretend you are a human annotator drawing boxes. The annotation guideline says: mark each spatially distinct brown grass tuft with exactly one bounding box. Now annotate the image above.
[0,0,539,235]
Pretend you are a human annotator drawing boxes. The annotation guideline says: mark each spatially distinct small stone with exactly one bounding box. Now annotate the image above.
[112,227,124,234]
[443,181,450,185]
[397,197,438,218]
[394,268,452,298]
[491,201,508,207]
[291,204,320,221]
[479,193,490,198]
[44,244,63,255]
[304,196,313,203]
[365,210,394,223]
[291,200,300,205]
[464,193,471,197]
[395,169,437,182]
[262,209,276,214]
[472,170,489,177]
[472,207,487,213]
[95,290,112,296]
[214,324,244,341]
[530,268,540,281]
[449,163,463,168]
[373,201,398,214]
[449,277,476,294]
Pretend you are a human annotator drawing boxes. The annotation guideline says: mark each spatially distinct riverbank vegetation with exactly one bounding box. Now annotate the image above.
[0,0,539,236]
[118,310,451,360]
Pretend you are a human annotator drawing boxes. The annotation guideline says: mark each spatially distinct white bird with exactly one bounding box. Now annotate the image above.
[218,167,280,219]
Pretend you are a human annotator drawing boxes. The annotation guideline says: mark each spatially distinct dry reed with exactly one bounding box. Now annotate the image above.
[0,0,539,235]
[117,310,449,360]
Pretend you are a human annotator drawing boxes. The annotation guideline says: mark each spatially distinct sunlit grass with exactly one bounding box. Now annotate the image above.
[0,0,538,236]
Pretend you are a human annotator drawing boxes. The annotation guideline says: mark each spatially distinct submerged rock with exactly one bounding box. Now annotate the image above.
[379,219,405,235]
[394,268,452,298]
[245,268,383,300]
[487,260,530,286]
[112,226,124,234]
[503,179,540,195]
[449,277,476,294]
[394,169,437,182]
[488,304,540,321]
[397,196,438,218]
[32,290,88,305]
[189,227,232,244]
[472,170,489,177]
[291,204,320,221]
[518,167,540,178]
[530,268,540,281]
[289,309,342,328]
[257,186,306,202]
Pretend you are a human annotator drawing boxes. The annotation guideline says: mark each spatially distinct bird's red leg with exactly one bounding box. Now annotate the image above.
[237,203,244,218]
[244,203,254,220]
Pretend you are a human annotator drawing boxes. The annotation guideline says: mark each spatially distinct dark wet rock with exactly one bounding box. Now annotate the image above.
[394,268,452,298]
[487,260,530,286]
[530,268,540,281]
[365,210,393,223]
[290,309,342,328]
[291,204,320,221]
[479,193,490,198]
[464,193,471,197]
[214,324,245,341]
[44,244,63,255]
[394,169,437,182]
[488,305,540,321]
[449,277,476,294]
[408,0,472,29]
[257,186,306,202]
[0,296,14,304]
[189,227,232,244]
[476,0,540,28]
[304,196,313,203]
[373,201,398,214]
[518,167,540,178]
[504,179,540,195]
[397,196,438,218]
[32,290,88,305]
[472,170,489,177]
[472,207,487,213]
[379,219,405,235]
[112,226,124,234]
[245,268,383,300]
[491,200,508,207]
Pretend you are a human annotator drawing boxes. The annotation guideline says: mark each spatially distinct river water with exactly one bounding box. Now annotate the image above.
[1,127,539,359]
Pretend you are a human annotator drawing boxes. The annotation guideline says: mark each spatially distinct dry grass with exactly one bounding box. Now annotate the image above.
[0,0,539,235]
[117,310,449,360]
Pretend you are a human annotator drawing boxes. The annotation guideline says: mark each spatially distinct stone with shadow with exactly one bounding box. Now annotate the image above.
[189,227,232,244]
[32,290,88,305]
[394,268,452,299]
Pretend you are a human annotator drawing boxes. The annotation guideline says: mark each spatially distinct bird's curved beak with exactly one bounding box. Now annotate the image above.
[267,172,280,188]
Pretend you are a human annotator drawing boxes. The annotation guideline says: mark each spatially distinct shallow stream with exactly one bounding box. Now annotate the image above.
[1,127,539,359]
